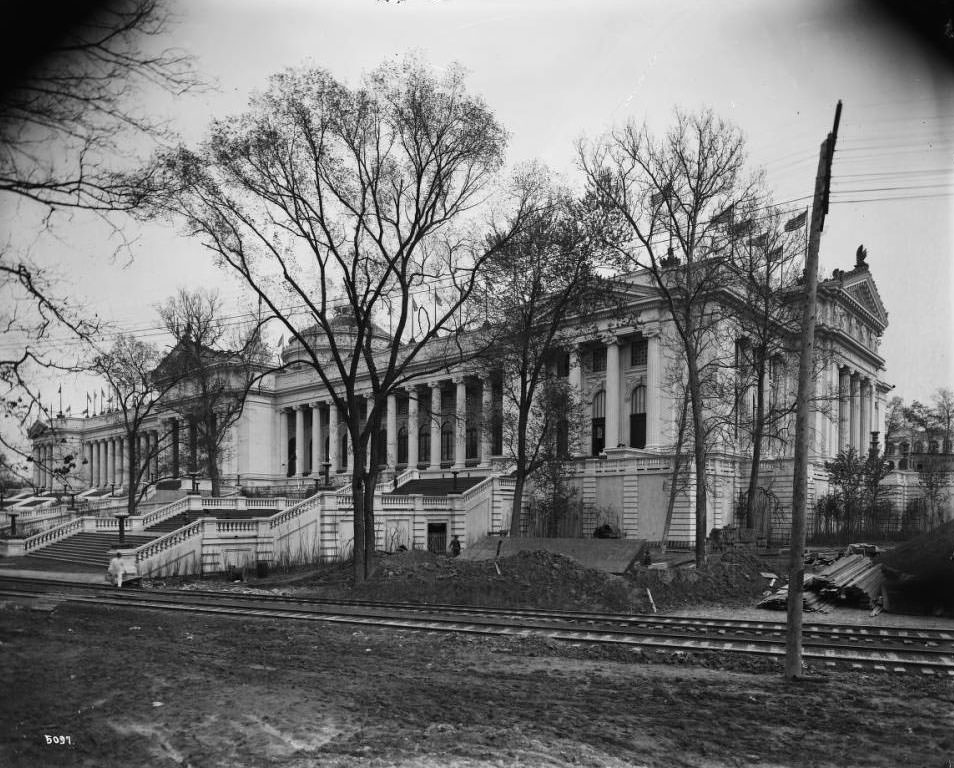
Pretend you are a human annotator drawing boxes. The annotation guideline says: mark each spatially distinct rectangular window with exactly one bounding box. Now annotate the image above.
[630,338,648,367]
[592,347,606,372]
[556,353,571,378]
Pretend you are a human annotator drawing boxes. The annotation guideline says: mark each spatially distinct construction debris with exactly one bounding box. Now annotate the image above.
[810,553,884,609]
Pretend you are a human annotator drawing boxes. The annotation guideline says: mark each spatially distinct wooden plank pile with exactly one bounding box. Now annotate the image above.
[810,553,884,609]
[756,572,831,612]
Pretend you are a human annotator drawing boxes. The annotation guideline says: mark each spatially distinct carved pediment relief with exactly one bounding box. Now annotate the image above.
[841,271,888,328]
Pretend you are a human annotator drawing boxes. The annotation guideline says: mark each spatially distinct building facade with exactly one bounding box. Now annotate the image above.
[29,253,891,547]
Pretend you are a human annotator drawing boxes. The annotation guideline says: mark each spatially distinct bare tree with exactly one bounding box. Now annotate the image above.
[155,289,269,495]
[478,167,603,536]
[146,59,534,581]
[725,211,807,527]
[930,388,954,453]
[92,334,184,516]
[580,109,763,566]
[1,0,200,462]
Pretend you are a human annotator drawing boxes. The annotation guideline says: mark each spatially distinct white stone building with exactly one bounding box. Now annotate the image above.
[28,253,891,550]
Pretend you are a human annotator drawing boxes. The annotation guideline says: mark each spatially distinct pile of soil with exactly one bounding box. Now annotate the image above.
[625,550,775,611]
[878,519,954,581]
[351,548,635,613]
[877,520,954,616]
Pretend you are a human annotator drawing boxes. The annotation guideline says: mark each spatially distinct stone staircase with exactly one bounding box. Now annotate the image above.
[145,507,275,535]
[27,532,157,568]
[389,476,485,496]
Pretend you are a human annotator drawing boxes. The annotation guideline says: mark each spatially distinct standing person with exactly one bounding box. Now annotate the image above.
[108,552,126,588]
[449,535,461,557]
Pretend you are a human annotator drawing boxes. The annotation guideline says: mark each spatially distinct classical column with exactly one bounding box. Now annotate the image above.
[645,329,661,450]
[604,335,620,449]
[117,436,126,487]
[454,377,467,468]
[407,388,419,469]
[838,367,850,452]
[480,376,492,465]
[31,446,40,487]
[295,405,306,477]
[386,394,398,470]
[860,379,872,453]
[311,403,322,475]
[429,382,442,469]
[91,441,98,487]
[107,437,115,487]
[328,404,339,472]
[277,408,288,477]
[849,373,860,453]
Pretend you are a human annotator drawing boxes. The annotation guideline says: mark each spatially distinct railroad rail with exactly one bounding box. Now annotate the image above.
[1,575,952,676]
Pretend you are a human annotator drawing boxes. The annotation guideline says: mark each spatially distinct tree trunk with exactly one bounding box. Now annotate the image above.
[687,357,708,568]
[509,473,526,537]
[126,439,138,518]
[745,363,767,530]
[363,465,379,579]
[351,469,367,584]
[660,394,689,553]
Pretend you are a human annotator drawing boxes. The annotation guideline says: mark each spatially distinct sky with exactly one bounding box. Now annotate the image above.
[4,0,954,421]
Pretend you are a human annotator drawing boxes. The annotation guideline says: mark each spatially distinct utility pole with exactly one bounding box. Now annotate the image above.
[785,101,842,681]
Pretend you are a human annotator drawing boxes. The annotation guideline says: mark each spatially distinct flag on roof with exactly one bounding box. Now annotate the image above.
[729,218,753,238]
[747,232,768,248]
[649,183,672,206]
[784,210,808,231]
[711,204,734,226]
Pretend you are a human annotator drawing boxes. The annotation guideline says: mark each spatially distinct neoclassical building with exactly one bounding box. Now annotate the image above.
[28,249,891,547]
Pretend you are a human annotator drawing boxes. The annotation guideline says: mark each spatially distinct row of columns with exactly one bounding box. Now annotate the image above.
[84,431,160,489]
[823,364,877,456]
[32,443,58,490]
[278,374,497,478]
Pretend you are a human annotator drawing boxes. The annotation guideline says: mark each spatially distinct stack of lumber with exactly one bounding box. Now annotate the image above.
[757,587,831,612]
[810,553,884,608]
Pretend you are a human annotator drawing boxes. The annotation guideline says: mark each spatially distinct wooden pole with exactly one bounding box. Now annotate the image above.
[785,101,841,681]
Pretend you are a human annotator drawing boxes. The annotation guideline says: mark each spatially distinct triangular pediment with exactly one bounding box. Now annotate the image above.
[841,269,888,328]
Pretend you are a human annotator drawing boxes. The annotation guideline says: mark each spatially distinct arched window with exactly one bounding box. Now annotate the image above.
[418,424,430,466]
[885,442,896,457]
[914,441,924,454]
[929,440,939,454]
[629,385,647,449]
[397,426,408,465]
[591,391,606,456]
[440,422,454,463]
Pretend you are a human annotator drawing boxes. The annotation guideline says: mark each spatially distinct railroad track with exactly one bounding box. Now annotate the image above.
[2,575,952,675]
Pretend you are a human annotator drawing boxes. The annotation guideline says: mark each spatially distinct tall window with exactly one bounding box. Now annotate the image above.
[591,390,606,456]
[556,419,569,457]
[440,422,454,463]
[630,338,647,367]
[397,426,408,465]
[418,424,430,465]
[629,385,647,449]
[555,352,571,378]
[466,426,478,460]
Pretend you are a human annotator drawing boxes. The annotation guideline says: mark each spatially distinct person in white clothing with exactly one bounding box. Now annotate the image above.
[108,552,126,588]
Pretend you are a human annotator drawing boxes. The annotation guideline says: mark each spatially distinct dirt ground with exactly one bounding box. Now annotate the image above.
[2,591,953,766]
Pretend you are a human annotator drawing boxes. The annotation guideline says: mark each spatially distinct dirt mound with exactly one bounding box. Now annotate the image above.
[878,519,954,581]
[353,549,634,612]
[626,550,773,610]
